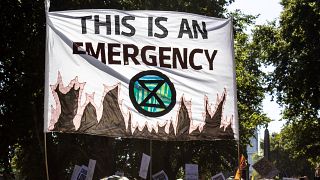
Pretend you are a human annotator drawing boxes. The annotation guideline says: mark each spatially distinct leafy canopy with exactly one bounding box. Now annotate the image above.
[252,0,320,164]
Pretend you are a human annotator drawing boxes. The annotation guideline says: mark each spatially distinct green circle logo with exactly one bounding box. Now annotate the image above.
[129,70,176,117]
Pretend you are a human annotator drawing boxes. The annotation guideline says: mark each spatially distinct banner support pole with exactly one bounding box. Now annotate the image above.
[149,139,152,180]
[237,140,242,180]
[44,133,50,180]
[44,0,50,179]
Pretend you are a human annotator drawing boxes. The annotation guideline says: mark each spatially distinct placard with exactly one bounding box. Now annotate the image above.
[139,153,151,179]
[185,164,198,180]
[45,9,238,141]
[152,170,168,180]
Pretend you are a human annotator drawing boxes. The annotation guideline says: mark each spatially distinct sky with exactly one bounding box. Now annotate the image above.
[227,0,285,137]
[227,0,283,25]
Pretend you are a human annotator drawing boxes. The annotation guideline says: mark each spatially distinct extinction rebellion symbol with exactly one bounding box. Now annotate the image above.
[129,70,176,117]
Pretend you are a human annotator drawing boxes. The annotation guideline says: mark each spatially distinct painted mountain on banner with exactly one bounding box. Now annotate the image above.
[49,73,234,141]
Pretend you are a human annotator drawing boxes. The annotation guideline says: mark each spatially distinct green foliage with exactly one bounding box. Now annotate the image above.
[229,11,270,147]
[269,131,314,178]
[49,0,233,17]
[0,0,46,178]
[114,139,238,179]
[0,0,268,179]
[278,122,320,165]
[251,0,320,164]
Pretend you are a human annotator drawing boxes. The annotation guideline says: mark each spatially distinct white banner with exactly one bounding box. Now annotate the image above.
[44,9,238,140]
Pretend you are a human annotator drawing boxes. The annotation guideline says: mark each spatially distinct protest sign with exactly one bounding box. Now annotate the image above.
[185,164,199,180]
[45,9,238,141]
[139,153,151,179]
[211,172,226,180]
[252,157,279,179]
[152,170,168,180]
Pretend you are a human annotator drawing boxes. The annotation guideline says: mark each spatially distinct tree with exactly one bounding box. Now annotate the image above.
[269,131,314,178]
[230,10,270,147]
[252,0,320,164]
[0,0,46,179]
[0,0,269,179]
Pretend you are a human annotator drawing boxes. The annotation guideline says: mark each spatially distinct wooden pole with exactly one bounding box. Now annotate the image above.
[238,140,242,180]
[44,133,50,180]
[149,140,152,180]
